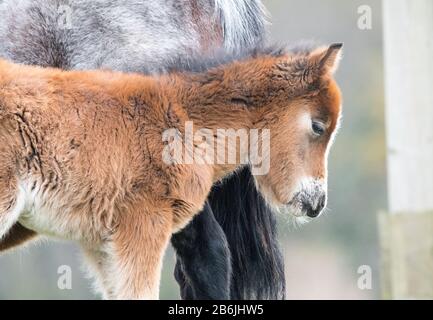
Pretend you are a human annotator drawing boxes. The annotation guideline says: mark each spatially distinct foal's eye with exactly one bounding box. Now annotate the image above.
[312,121,325,137]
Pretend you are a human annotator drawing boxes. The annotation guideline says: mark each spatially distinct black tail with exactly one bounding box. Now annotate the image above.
[208,167,286,300]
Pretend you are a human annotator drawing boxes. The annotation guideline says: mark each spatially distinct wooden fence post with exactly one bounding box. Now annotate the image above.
[381,0,433,299]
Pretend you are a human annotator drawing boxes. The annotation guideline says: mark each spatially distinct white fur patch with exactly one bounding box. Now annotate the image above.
[17,180,88,241]
[299,112,313,132]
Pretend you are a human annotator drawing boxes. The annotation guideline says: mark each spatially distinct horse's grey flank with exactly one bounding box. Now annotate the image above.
[0,0,285,300]
[0,0,267,72]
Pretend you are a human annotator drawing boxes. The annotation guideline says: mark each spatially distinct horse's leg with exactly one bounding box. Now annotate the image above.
[82,247,116,299]
[173,258,195,299]
[0,223,38,252]
[172,202,231,300]
[209,167,286,300]
[92,204,172,300]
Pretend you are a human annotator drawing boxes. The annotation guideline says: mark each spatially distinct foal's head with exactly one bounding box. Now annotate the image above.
[247,44,343,220]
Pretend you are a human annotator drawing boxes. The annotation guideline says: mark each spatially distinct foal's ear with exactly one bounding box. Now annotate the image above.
[310,43,343,75]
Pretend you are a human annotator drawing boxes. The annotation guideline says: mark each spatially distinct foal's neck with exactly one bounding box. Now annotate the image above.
[179,79,254,133]
[168,62,272,180]
[174,56,275,132]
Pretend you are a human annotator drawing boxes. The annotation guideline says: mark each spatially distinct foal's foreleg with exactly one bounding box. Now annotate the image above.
[82,246,115,299]
[94,204,172,300]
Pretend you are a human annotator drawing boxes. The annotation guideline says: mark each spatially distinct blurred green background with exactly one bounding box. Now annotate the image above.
[0,0,385,299]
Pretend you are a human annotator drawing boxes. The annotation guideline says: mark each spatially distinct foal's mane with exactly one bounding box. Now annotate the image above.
[164,43,318,75]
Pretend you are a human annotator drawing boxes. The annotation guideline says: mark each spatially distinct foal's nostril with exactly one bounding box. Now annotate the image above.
[318,194,326,211]
[306,194,326,218]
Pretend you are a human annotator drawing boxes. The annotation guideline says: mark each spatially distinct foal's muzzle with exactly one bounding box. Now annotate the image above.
[288,180,327,218]
[304,193,326,218]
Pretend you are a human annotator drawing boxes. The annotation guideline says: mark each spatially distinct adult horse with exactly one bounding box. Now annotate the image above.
[0,0,285,299]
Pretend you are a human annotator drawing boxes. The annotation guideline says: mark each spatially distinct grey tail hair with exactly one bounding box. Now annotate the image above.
[214,0,269,52]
